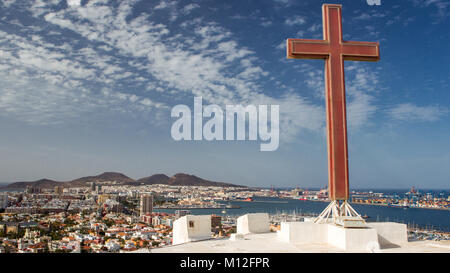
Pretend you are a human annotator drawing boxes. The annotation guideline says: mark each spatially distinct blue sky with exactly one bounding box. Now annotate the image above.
[0,0,449,189]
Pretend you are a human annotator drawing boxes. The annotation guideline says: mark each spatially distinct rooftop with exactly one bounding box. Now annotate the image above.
[150,232,450,253]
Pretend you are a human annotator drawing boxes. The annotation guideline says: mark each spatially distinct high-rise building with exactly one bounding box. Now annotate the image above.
[90,182,96,192]
[54,186,64,195]
[140,194,153,216]
[0,193,8,209]
[25,185,41,194]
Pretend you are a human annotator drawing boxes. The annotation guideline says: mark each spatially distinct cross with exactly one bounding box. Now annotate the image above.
[287,4,379,201]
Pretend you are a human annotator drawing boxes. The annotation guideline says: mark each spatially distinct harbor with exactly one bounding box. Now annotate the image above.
[155,196,450,233]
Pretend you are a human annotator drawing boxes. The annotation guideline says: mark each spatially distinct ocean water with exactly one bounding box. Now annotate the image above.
[155,196,450,232]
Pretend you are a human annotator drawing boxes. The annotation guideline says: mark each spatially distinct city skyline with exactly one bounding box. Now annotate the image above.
[0,0,449,189]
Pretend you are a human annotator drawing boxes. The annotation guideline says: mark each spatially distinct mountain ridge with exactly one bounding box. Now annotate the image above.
[2,172,246,189]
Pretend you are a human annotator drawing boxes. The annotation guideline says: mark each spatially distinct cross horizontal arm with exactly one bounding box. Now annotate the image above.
[287,39,330,60]
[342,41,380,61]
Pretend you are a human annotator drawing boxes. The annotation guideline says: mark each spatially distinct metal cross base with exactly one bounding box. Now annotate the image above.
[313,200,366,228]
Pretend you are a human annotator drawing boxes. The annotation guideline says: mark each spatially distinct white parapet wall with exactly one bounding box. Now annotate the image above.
[278,222,328,244]
[237,213,270,234]
[327,224,379,251]
[278,221,408,252]
[367,222,408,247]
[172,215,211,245]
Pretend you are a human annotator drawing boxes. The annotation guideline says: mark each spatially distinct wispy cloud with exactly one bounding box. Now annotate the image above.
[181,3,200,15]
[388,103,448,122]
[260,20,273,27]
[411,0,450,21]
[154,0,176,10]
[344,64,381,129]
[1,0,431,144]
[0,2,167,125]
[67,0,81,7]
[1,0,17,7]
[354,13,372,20]
[284,15,306,26]
[292,61,381,131]
[0,0,329,143]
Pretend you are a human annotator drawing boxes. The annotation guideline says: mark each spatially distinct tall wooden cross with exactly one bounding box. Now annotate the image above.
[287,4,379,202]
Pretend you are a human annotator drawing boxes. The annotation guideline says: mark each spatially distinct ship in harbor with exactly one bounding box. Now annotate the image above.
[234,197,254,202]
[388,203,410,209]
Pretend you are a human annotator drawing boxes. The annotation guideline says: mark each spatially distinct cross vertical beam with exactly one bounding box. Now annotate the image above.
[287,4,379,201]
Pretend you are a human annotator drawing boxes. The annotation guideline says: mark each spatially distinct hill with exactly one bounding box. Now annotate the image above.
[5,178,64,189]
[69,172,135,187]
[136,174,170,185]
[2,172,245,189]
[166,173,246,188]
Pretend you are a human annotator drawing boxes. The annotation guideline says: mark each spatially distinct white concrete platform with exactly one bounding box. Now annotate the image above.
[327,224,378,251]
[236,213,269,234]
[159,213,449,253]
[277,221,410,250]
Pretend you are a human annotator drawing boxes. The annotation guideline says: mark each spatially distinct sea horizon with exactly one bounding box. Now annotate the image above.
[0,181,449,192]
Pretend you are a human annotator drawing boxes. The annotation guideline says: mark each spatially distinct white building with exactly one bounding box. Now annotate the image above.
[172,215,211,245]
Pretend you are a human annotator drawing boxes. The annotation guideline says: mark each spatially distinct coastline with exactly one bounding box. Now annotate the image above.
[349,201,450,211]
[289,198,450,211]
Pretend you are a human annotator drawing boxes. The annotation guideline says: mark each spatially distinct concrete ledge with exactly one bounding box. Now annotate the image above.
[327,224,378,251]
[367,222,408,247]
[277,222,328,244]
[278,221,402,252]
[237,213,270,234]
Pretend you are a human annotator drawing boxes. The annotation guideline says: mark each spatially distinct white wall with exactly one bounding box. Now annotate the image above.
[172,215,211,245]
[327,224,378,251]
[277,222,328,243]
[237,213,269,234]
[367,222,408,246]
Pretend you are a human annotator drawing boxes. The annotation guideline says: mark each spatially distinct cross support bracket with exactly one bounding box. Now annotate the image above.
[314,200,366,228]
